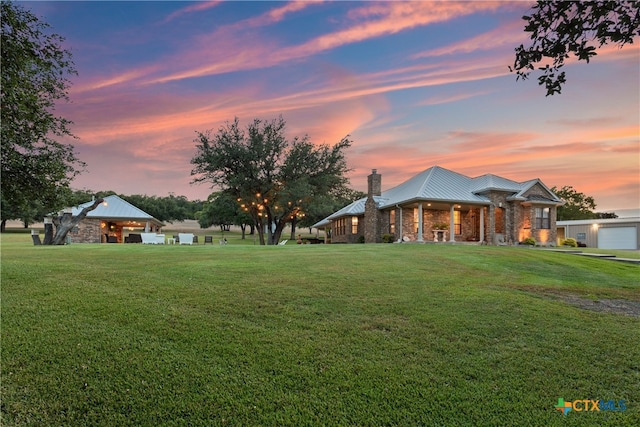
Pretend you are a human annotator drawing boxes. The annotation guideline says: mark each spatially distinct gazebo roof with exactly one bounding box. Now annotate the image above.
[72,195,164,227]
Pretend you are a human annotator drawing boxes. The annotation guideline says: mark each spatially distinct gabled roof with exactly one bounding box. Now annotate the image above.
[72,195,163,226]
[379,166,489,208]
[313,166,562,227]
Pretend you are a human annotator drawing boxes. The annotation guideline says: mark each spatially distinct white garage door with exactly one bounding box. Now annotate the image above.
[598,227,637,250]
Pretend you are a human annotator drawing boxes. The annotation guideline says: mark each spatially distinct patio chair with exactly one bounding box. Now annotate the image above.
[193,235,198,244]
[178,233,194,245]
[204,235,213,244]
[278,239,288,245]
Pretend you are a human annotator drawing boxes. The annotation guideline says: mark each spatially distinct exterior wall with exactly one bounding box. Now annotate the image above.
[331,215,364,243]
[364,198,382,243]
[394,206,483,242]
[558,220,640,249]
[364,170,382,243]
[70,218,102,243]
[528,205,557,245]
[483,191,513,244]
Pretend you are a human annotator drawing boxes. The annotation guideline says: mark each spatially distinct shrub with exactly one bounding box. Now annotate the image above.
[357,235,365,244]
[562,238,578,247]
[521,237,536,246]
[381,234,395,243]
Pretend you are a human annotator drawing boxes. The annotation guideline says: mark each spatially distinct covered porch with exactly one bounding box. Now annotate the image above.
[390,201,491,244]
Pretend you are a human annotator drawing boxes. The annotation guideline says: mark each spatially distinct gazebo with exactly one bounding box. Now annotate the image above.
[66,195,164,243]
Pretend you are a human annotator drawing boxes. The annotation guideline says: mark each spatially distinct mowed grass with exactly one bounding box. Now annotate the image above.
[1,234,639,426]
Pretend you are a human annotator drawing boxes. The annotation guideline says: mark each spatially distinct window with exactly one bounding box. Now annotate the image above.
[535,207,550,229]
[334,218,346,235]
[389,210,395,234]
[454,211,461,235]
[414,208,419,233]
[351,216,359,234]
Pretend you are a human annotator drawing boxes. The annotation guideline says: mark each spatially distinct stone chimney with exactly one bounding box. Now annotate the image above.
[367,169,382,198]
[364,169,382,243]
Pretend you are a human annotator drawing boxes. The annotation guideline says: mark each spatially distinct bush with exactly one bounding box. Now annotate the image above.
[562,238,578,247]
[521,237,536,246]
[381,234,395,243]
[357,235,365,244]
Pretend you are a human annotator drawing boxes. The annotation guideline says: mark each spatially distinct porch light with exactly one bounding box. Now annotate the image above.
[592,223,599,230]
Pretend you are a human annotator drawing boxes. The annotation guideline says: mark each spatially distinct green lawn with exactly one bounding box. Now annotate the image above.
[1,234,639,426]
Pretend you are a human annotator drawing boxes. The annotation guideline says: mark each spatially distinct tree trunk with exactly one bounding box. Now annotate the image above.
[43,222,54,245]
[289,217,297,240]
[48,198,104,245]
[240,224,246,239]
[0,219,6,233]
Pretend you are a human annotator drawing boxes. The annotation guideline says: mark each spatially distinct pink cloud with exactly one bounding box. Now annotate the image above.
[411,20,526,59]
[162,1,222,23]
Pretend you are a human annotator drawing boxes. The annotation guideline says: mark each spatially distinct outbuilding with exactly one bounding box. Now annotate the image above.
[66,195,164,243]
[556,217,640,250]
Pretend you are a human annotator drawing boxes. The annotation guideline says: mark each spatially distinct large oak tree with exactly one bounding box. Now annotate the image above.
[1,1,86,230]
[511,1,640,95]
[191,117,351,245]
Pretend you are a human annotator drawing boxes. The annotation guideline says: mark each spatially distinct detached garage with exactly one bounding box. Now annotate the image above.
[557,217,640,250]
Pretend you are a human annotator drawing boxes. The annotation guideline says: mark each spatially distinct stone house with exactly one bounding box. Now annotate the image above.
[66,195,164,243]
[314,166,563,245]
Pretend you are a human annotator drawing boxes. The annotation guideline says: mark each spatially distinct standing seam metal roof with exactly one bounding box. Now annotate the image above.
[312,166,562,227]
[71,195,163,224]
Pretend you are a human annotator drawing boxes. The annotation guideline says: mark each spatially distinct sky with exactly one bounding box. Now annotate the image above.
[23,1,640,211]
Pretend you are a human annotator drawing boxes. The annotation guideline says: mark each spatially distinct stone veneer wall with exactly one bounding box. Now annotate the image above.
[396,207,483,242]
[364,198,382,243]
[364,170,382,243]
[331,216,364,243]
[70,218,102,243]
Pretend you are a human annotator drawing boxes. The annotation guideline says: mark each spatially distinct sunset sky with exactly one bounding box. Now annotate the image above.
[25,1,639,211]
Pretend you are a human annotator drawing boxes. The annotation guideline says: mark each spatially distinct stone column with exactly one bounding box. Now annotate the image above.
[417,203,424,242]
[449,204,455,242]
[489,204,495,245]
[479,207,485,243]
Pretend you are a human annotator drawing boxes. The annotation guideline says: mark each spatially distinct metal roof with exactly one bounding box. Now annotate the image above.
[379,166,490,208]
[557,217,640,226]
[72,195,163,225]
[313,166,563,227]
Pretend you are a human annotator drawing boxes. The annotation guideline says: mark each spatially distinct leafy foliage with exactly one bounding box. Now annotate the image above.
[1,1,84,214]
[511,1,640,95]
[298,187,366,231]
[198,191,253,237]
[552,185,598,220]
[191,116,352,245]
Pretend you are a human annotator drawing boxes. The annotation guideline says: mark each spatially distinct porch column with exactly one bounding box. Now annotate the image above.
[489,205,495,245]
[479,207,485,243]
[417,203,424,242]
[449,204,455,242]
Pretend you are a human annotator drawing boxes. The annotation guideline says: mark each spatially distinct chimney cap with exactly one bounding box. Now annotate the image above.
[372,169,377,174]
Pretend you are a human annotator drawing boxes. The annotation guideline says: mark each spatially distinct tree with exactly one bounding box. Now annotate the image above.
[191,116,351,245]
[199,191,254,238]
[297,187,366,236]
[1,1,85,220]
[44,198,104,245]
[511,1,640,95]
[552,185,598,220]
